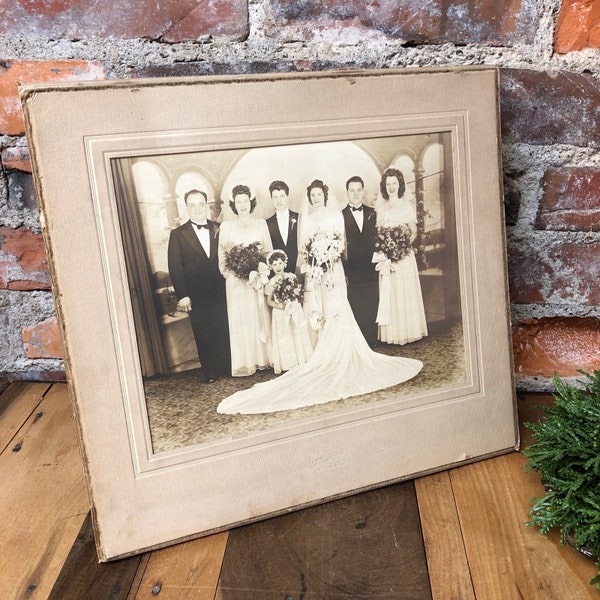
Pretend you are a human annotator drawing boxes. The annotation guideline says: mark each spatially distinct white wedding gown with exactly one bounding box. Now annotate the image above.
[217,207,423,415]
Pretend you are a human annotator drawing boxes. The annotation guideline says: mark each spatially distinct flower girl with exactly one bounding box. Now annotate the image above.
[265,250,313,374]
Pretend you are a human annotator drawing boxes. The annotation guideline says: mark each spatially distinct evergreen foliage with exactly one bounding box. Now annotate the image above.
[523,370,600,589]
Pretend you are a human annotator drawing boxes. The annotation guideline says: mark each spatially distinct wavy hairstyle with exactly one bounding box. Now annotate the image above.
[229,184,257,214]
[379,168,406,200]
[267,249,288,266]
[306,179,329,205]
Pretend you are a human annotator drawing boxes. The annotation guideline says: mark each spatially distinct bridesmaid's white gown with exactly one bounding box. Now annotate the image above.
[218,218,273,377]
[376,197,428,345]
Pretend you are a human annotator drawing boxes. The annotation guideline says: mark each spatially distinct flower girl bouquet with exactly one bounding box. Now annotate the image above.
[271,272,303,307]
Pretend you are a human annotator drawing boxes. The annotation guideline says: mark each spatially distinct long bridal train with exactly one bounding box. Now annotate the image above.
[216,294,423,415]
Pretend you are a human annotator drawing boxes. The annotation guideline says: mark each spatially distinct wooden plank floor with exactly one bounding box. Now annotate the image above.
[0,382,598,599]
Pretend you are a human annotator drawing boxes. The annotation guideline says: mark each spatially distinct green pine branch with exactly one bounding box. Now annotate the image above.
[523,370,600,590]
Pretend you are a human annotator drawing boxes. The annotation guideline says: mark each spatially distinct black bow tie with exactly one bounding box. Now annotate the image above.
[351,205,363,212]
[195,223,209,230]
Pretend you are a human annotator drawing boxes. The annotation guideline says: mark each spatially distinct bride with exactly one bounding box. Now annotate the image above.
[217,179,423,415]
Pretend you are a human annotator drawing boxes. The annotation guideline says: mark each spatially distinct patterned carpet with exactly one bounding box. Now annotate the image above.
[144,320,466,454]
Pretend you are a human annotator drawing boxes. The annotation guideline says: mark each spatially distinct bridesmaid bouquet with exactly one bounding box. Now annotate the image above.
[224,242,267,282]
[272,273,303,306]
[374,225,413,262]
[303,231,344,274]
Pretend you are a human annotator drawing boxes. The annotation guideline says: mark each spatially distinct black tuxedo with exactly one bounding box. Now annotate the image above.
[167,220,230,380]
[266,210,299,272]
[342,204,379,346]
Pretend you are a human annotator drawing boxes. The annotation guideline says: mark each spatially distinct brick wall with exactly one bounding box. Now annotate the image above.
[0,0,598,389]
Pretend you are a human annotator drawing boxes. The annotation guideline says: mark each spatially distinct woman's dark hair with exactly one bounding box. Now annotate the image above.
[306,179,329,205]
[380,168,406,200]
[267,249,288,266]
[229,184,257,214]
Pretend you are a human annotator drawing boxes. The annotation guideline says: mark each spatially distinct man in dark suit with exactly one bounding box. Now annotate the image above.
[167,189,230,383]
[342,175,379,347]
[266,180,299,273]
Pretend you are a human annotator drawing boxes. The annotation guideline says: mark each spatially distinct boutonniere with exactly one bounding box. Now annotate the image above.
[290,218,297,228]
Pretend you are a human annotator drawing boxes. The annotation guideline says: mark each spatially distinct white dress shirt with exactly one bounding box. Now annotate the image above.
[350,204,364,232]
[276,209,290,245]
[191,221,211,257]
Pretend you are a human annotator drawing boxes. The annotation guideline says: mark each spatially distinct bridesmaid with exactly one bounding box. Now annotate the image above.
[218,184,273,376]
[375,168,428,345]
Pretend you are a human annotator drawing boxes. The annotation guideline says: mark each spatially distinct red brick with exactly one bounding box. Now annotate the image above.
[22,316,64,359]
[1,146,31,172]
[548,243,600,304]
[508,245,551,304]
[0,227,50,290]
[266,0,536,44]
[161,0,249,42]
[0,60,105,135]
[512,317,600,377]
[0,1,248,42]
[537,167,600,231]
[500,69,600,147]
[554,0,600,53]
[508,241,600,305]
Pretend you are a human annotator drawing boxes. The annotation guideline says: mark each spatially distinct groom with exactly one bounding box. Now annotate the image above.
[266,180,299,273]
[342,176,379,347]
[167,189,231,383]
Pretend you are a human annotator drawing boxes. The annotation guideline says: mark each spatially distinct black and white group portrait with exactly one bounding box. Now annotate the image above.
[112,134,465,452]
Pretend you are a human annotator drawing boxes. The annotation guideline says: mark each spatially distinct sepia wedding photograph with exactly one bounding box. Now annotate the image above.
[21,68,517,560]
[111,133,465,454]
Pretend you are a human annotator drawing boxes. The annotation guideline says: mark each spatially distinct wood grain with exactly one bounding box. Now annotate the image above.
[216,481,432,599]
[48,513,143,600]
[0,383,88,600]
[450,451,599,599]
[415,471,476,600]
[517,393,555,447]
[2,386,599,599]
[130,532,228,599]
[0,382,50,453]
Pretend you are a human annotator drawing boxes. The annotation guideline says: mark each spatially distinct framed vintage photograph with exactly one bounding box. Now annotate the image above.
[21,67,517,561]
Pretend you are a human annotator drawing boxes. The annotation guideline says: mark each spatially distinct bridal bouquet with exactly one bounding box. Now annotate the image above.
[271,273,303,306]
[303,230,344,274]
[374,225,413,262]
[223,242,267,282]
